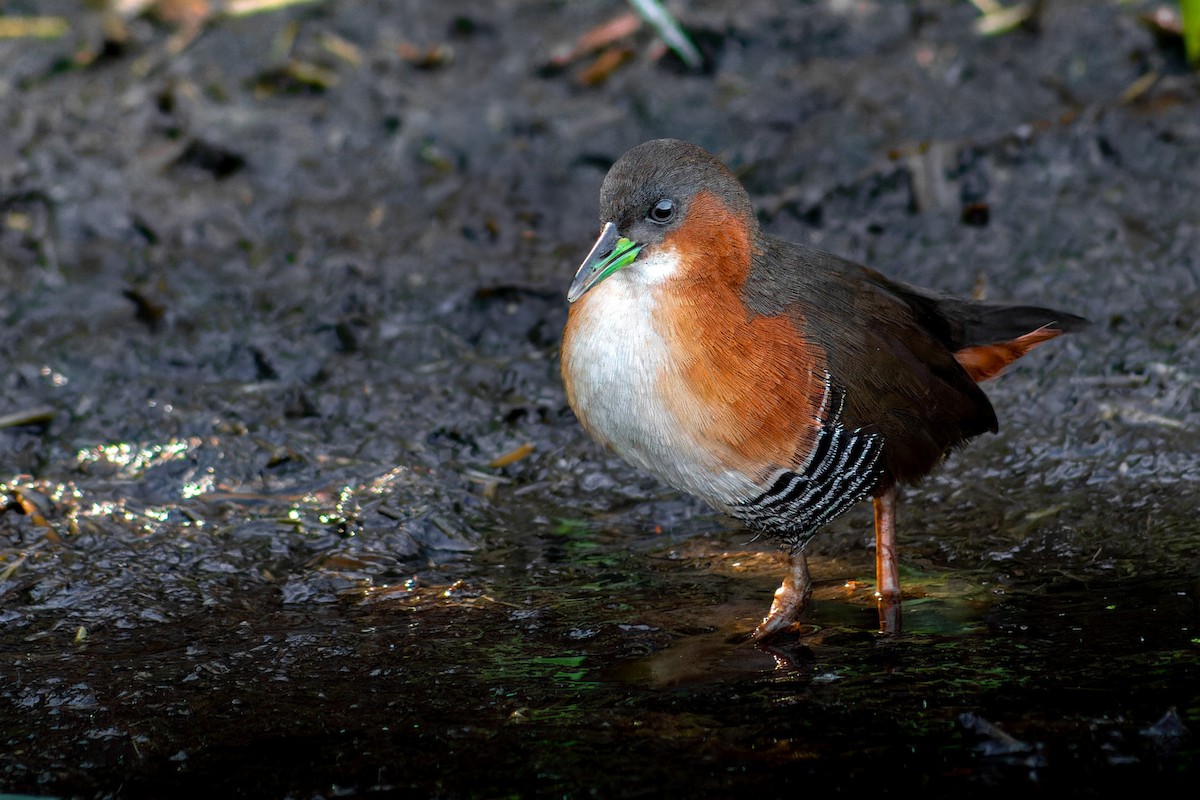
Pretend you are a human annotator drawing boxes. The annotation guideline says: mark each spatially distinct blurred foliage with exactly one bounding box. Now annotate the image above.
[1184,0,1200,66]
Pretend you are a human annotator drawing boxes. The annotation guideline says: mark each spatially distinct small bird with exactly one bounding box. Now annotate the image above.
[560,139,1087,641]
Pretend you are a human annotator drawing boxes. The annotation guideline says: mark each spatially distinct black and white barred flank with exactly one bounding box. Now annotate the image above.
[732,373,884,546]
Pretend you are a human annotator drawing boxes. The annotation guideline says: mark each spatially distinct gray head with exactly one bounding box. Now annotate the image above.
[568,140,757,302]
[599,139,755,238]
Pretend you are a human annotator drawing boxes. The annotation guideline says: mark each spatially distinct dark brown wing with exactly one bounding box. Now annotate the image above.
[742,238,1084,485]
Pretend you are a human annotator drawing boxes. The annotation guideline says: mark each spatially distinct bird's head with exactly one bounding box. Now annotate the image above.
[567,139,757,303]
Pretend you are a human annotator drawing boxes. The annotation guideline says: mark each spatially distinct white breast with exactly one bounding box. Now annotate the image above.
[562,250,761,509]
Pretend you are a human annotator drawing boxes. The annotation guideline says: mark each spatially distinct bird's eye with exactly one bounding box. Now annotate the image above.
[648,199,675,224]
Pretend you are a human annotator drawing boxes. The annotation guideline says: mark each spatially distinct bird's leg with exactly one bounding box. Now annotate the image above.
[750,548,812,642]
[874,486,902,634]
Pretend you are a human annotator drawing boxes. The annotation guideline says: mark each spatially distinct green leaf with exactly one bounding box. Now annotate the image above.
[1183,0,1200,67]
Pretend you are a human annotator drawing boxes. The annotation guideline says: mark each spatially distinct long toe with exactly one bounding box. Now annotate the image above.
[749,553,813,643]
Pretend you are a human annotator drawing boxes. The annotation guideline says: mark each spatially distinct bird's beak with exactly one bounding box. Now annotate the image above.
[567,222,642,303]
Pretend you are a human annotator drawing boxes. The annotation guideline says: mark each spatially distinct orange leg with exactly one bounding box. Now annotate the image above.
[750,549,812,643]
[874,486,902,634]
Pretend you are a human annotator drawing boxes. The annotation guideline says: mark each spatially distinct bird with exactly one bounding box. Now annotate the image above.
[559,138,1087,642]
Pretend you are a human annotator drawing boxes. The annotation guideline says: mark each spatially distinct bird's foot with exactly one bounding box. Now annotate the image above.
[749,552,812,644]
[749,585,807,642]
[876,589,902,634]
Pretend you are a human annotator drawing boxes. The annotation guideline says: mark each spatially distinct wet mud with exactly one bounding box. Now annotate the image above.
[2,1,1199,797]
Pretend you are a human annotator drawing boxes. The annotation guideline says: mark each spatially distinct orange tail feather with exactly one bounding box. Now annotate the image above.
[954,324,1064,383]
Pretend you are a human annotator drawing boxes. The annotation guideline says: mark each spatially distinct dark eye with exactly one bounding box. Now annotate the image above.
[648,199,675,224]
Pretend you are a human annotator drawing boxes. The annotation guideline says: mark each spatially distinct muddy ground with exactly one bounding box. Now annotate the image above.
[2,0,1199,797]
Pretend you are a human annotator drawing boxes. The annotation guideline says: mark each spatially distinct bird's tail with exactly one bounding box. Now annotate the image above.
[941,301,1090,383]
[953,323,1063,382]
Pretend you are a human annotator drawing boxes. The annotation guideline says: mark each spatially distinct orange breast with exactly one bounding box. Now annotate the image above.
[652,191,829,479]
